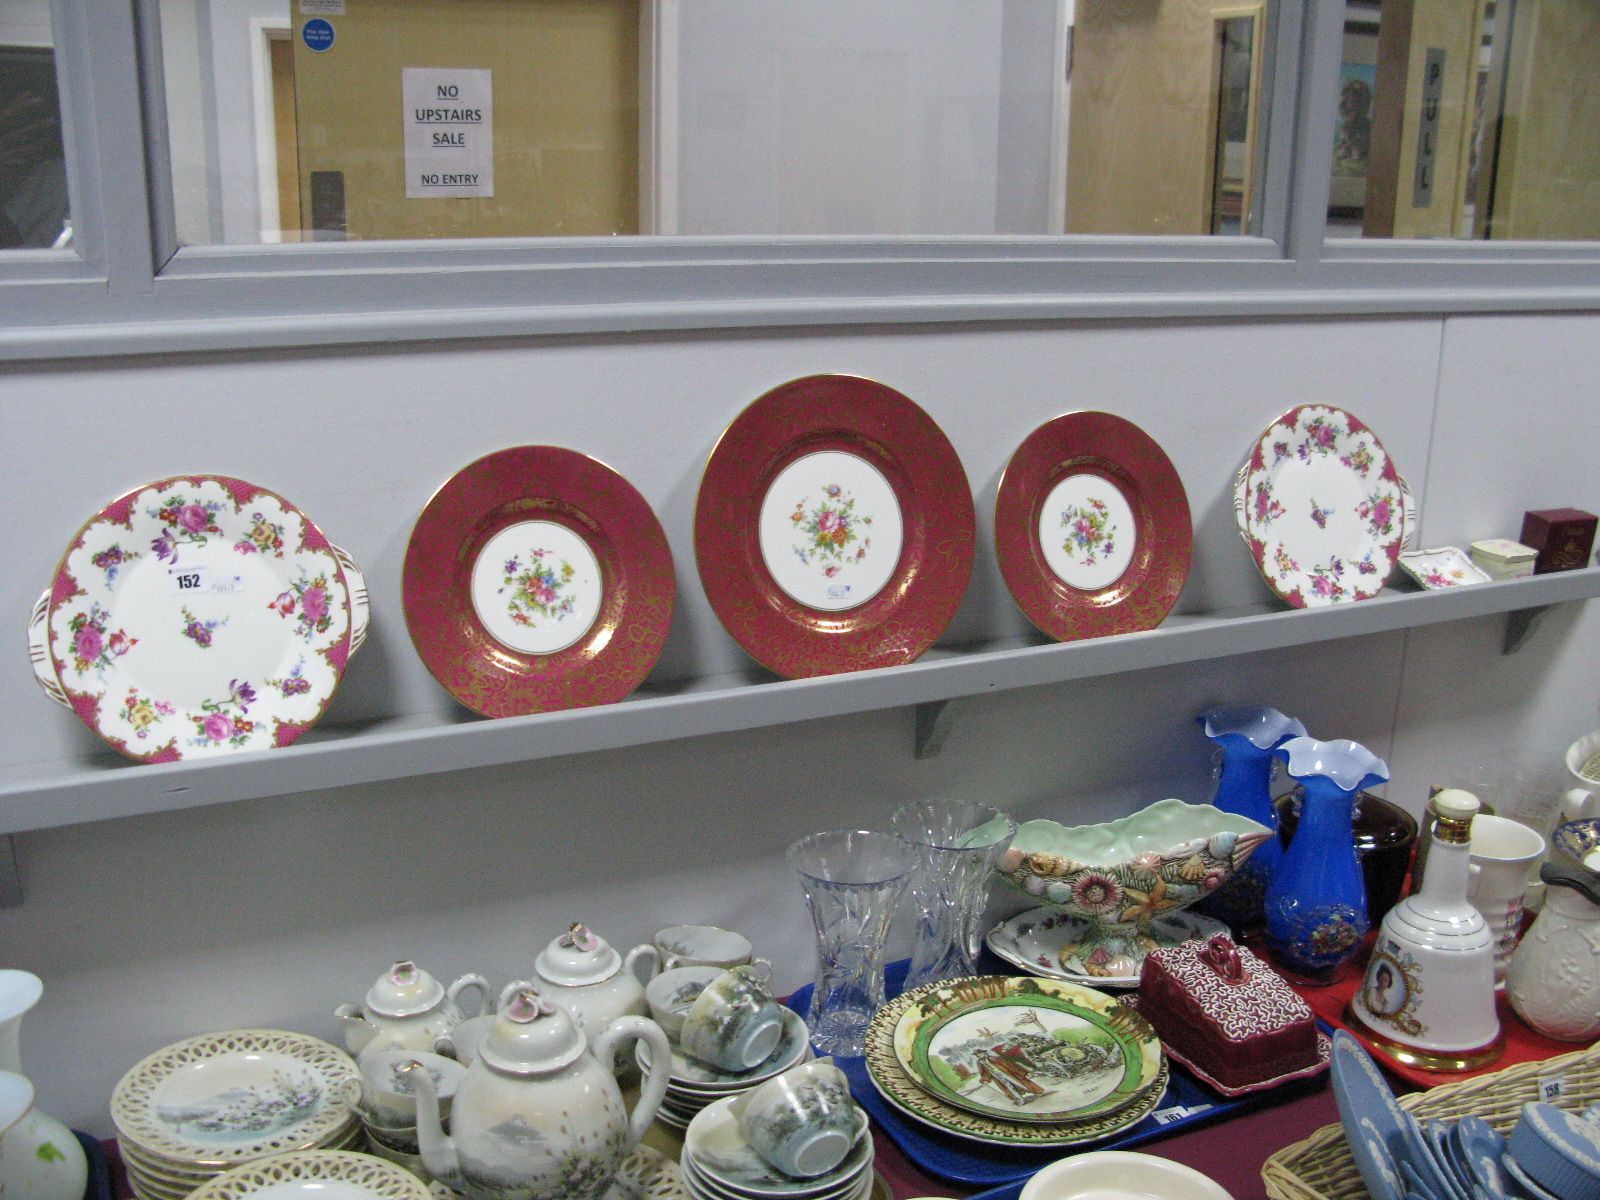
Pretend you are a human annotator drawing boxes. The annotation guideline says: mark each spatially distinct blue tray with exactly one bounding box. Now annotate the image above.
[785,958,1326,1189]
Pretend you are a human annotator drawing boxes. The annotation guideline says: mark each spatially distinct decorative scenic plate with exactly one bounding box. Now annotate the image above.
[1396,547,1490,590]
[985,907,1230,989]
[889,976,1161,1125]
[187,1150,430,1199]
[995,412,1192,641]
[1234,405,1413,607]
[38,477,355,761]
[865,983,1168,1148]
[110,1029,358,1169]
[403,447,675,717]
[693,375,974,678]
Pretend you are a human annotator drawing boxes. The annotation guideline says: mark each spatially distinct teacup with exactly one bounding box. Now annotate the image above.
[655,924,771,975]
[730,1059,860,1178]
[679,965,784,1072]
[346,1048,465,1126]
[646,965,722,1041]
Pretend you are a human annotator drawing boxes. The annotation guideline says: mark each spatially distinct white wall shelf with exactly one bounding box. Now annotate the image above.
[2,567,1596,841]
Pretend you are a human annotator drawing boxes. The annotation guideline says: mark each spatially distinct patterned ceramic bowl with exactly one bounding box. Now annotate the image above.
[994,799,1272,979]
[1552,818,1600,872]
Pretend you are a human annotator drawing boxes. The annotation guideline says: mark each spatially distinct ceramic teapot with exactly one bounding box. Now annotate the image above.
[334,960,489,1058]
[533,923,659,1075]
[408,983,671,1200]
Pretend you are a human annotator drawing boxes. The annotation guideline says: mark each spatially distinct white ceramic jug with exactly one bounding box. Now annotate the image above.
[409,984,671,1200]
[1507,863,1600,1042]
[0,1070,86,1200]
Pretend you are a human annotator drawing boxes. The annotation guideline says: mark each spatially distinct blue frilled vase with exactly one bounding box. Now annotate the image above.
[1264,736,1389,985]
[1193,705,1307,932]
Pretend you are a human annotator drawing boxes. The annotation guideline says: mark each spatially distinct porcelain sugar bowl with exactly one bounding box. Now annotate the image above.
[335,960,490,1058]
[408,984,672,1200]
[533,923,659,1076]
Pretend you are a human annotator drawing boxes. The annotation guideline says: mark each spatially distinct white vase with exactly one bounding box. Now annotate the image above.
[0,971,42,1075]
[0,1070,87,1200]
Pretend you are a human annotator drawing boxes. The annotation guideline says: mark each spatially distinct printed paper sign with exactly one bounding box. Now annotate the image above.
[403,68,493,199]
[299,1,344,13]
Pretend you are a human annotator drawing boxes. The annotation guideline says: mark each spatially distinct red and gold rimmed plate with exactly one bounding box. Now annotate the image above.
[403,447,675,717]
[1233,404,1412,607]
[36,476,355,761]
[995,412,1192,641]
[693,375,974,678]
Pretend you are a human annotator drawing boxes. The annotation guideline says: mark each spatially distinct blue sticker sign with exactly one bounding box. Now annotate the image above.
[302,18,335,52]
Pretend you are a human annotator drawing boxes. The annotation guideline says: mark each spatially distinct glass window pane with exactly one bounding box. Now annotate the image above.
[1329,0,1600,241]
[160,0,1275,246]
[0,1,72,250]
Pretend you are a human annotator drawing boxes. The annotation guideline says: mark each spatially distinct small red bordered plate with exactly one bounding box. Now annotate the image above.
[402,447,675,717]
[694,375,974,678]
[995,411,1192,641]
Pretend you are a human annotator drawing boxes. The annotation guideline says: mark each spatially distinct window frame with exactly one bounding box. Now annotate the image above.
[3,0,1599,363]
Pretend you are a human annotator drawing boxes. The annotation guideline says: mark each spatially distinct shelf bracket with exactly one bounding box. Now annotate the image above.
[1503,606,1551,655]
[914,699,959,759]
[0,837,20,908]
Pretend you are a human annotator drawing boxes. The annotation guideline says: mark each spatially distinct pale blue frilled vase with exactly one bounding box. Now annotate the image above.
[1194,705,1307,932]
[1265,736,1389,985]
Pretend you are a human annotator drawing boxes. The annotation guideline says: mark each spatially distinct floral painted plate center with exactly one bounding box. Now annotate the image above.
[757,451,904,612]
[471,520,603,654]
[1038,473,1137,592]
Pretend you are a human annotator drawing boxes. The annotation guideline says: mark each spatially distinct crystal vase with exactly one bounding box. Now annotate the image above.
[890,800,1015,991]
[787,829,917,1057]
[1265,737,1388,985]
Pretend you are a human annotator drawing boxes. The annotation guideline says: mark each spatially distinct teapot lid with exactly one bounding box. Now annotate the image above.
[535,923,621,987]
[478,986,587,1075]
[365,960,446,1018]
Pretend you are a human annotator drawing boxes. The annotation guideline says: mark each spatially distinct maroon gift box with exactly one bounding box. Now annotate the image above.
[1520,508,1598,574]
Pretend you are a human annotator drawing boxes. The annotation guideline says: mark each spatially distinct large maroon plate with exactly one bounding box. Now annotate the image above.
[995,412,1192,641]
[403,447,674,717]
[694,375,974,678]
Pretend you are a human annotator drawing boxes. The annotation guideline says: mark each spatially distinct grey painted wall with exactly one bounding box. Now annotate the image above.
[2,310,1597,1132]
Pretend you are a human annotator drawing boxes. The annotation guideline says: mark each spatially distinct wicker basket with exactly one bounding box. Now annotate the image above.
[1262,1041,1600,1200]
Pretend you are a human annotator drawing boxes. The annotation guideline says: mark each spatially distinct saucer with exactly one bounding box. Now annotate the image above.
[684,1095,872,1199]
[986,907,1230,988]
[639,1008,810,1090]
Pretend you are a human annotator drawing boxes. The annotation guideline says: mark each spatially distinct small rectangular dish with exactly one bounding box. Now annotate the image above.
[1397,547,1491,590]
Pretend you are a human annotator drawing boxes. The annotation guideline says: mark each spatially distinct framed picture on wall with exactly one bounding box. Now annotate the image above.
[1330,24,1378,216]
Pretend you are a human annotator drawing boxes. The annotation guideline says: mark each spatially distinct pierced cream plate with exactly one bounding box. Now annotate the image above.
[112,1029,359,1168]
[427,1144,690,1199]
[36,477,357,760]
[1234,405,1413,607]
[186,1150,429,1199]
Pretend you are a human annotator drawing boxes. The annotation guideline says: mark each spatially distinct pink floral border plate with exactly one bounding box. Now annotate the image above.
[1234,405,1413,607]
[36,476,354,762]
[693,375,974,679]
[402,446,675,718]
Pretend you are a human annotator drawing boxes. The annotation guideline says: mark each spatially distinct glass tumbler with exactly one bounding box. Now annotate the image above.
[891,800,1016,991]
[787,829,918,1057]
